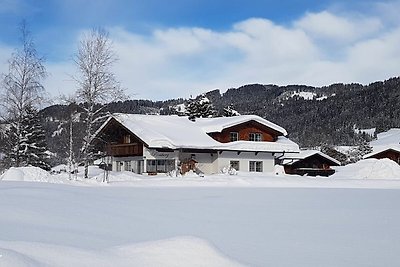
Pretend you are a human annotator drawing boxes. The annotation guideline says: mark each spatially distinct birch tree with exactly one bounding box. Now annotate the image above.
[73,28,124,178]
[1,21,47,167]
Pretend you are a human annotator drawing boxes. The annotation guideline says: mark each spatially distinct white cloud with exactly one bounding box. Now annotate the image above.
[43,61,76,101]
[230,18,319,63]
[295,11,382,43]
[103,11,399,100]
[107,18,323,99]
[375,0,400,25]
[2,6,400,101]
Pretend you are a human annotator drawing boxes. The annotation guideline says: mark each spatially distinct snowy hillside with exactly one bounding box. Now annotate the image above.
[370,128,400,146]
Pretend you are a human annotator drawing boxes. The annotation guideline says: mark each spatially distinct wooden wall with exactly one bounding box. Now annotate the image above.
[370,150,400,164]
[208,120,280,143]
[92,118,144,157]
[284,154,337,177]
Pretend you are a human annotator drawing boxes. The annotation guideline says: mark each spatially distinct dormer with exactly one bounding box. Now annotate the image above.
[194,115,287,144]
[207,120,282,143]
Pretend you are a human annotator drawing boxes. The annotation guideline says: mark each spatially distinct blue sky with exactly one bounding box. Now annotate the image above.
[1,0,400,100]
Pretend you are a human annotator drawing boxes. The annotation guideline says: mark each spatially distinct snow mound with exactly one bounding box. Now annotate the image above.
[51,164,68,173]
[333,158,400,179]
[0,167,50,182]
[0,248,41,267]
[113,236,241,266]
[0,237,241,267]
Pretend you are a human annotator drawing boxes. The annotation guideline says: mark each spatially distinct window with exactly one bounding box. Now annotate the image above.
[249,133,262,141]
[116,161,122,172]
[123,135,131,144]
[230,132,239,142]
[147,160,157,173]
[230,160,240,171]
[124,161,131,171]
[249,161,263,172]
[147,159,175,173]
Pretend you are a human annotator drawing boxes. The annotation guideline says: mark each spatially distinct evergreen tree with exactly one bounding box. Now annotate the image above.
[5,106,51,170]
[23,106,51,170]
[223,104,240,117]
[3,122,21,168]
[357,138,373,156]
[186,97,199,121]
[347,138,373,164]
[186,94,216,121]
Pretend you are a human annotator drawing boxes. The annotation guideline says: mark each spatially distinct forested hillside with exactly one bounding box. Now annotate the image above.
[210,77,400,147]
[40,76,400,165]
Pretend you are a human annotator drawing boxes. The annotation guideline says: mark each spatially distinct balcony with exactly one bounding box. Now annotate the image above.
[107,143,143,157]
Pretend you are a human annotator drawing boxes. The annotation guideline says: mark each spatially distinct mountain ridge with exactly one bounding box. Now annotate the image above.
[40,76,400,164]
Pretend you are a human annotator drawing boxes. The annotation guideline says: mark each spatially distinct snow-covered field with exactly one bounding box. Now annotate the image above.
[1,160,400,266]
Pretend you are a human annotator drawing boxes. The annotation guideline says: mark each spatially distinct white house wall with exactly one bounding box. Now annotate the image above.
[217,151,274,173]
[179,150,275,174]
[112,156,143,172]
[143,148,179,172]
[179,152,218,174]
[143,148,179,160]
[111,148,274,174]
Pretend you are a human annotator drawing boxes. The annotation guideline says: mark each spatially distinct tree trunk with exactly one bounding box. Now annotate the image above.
[68,114,74,180]
[84,161,89,179]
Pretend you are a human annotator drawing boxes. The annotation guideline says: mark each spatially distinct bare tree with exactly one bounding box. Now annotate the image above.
[1,21,47,167]
[73,28,125,178]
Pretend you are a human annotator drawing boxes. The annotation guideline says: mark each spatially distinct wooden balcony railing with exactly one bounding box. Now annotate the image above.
[107,143,143,157]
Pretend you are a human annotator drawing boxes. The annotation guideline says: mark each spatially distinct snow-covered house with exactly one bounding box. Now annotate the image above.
[363,145,400,165]
[92,114,299,174]
[364,128,400,165]
[281,150,341,176]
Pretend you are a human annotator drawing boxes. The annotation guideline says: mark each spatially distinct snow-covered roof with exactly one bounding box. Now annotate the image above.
[112,114,220,149]
[363,144,400,159]
[282,150,341,166]
[97,114,299,153]
[217,137,299,153]
[364,128,400,159]
[194,115,287,136]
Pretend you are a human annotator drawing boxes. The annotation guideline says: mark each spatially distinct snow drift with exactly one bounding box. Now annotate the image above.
[333,158,400,179]
[0,167,50,182]
[2,181,400,266]
[0,237,240,267]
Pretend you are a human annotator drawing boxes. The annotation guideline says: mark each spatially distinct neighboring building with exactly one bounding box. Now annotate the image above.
[365,128,400,164]
[282,150,341,176]
[363,145,400,165]
[91,114,299,175]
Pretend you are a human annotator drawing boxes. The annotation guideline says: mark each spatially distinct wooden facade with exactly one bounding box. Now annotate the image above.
[284,154,338,177]
[208,120,280,143]
[366,149,400,164]
[92,118,145,157]
[107,143,143,157]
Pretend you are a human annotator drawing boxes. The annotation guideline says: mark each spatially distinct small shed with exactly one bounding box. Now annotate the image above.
[363,145,400,165]
[282,150,341,177]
